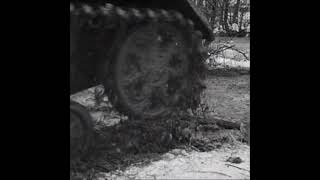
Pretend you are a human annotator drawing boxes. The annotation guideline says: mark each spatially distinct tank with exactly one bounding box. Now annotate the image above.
[70,0,214,160]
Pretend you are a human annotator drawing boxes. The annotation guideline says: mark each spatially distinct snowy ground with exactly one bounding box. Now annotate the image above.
[206,37,250,69]
[95,144,250,180]
[207,57,250,69]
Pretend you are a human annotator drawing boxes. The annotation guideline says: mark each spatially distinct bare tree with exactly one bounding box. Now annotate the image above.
[191,0,250,36]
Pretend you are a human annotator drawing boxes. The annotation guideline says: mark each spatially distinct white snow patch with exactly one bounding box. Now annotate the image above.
[98,144,250,180]
[206,56,250,69]
[215,57,250,68]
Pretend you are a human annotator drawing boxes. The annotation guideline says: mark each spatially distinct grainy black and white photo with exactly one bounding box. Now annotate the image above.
[70,0,250,179]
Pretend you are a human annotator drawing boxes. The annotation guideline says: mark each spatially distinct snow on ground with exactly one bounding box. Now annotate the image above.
[206,37,250,69]
[207,57,250,69]
[95,144,250,180]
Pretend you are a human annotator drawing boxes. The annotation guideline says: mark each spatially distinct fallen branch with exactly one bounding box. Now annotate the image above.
[196,116,241,130]
[208,43,250,61]
[215,119,241,130]
[180,114,241,130]
[231,48,250,61]
[187,170,232,177]
[188,145,201,152]
[225,163,250,172]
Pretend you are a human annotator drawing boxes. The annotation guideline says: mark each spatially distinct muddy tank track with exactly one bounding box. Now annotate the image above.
[70,3,207,120]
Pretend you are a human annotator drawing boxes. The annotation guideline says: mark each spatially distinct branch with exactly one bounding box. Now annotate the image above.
[184,114,241,130]
[187,170,232,177]
[209,44,236,56]
[225,163,250,172]
[230,48,250,61]
[208,43,250,61]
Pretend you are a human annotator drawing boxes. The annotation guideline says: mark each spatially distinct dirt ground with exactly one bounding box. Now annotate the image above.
[204,74,250,123]
[70,70,250,180]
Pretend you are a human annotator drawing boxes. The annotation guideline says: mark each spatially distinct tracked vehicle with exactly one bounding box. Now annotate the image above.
[70,0,214,160]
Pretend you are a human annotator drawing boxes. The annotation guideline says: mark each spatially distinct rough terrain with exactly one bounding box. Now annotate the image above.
[70,37,250,180]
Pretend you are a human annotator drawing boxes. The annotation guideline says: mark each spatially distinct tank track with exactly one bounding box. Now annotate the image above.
[70,2,207,119]
[70,100,94,161]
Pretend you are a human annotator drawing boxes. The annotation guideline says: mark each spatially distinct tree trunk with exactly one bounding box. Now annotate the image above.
[219,9,224,27]
[239,9,245,31]
[211,2,217,29]
[223,0,230,33]
[232,0,241,24]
